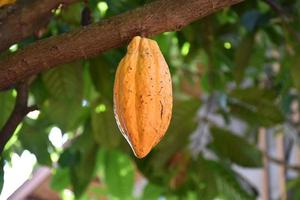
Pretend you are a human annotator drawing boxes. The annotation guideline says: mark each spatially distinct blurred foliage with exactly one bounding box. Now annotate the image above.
[1,0,300,199]
[209,126,262,167]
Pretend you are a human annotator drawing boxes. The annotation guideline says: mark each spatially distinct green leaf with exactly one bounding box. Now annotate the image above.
[153,32,176,60]
[287,178,300,200]
[43,63,83,101]
[185,191,198,200]
[42,62,86,131]
[91,100,121,148]
[190,157,255,200]
[30,76,49,105]
[89,56,115,101]
[209,126,262,167]
[58,148,80,168]
[165,195,179,200]
[18,117,52,166]
[230,87,277,101]
[234,33,255,84]
[142,183,164,200]
[104,150,135,198]
[0,90,15,128]
[70,141,98,197]
[207,69,226,92]
[70,146,98,198]
[43,99,89,131]
[82,62,98,102]
[61,2,83,25]
[229,87,284,127]
[290,53,300,91]
[58,122,99,197]
[51,167,71,191]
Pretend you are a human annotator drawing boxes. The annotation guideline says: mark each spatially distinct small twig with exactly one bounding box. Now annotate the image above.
[264,0,300,43]
[265,0,289,18]
[263,151,300,171]
[0,82,38,155]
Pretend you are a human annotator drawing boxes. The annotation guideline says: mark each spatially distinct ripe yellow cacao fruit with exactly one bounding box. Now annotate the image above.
[113,36,173,158]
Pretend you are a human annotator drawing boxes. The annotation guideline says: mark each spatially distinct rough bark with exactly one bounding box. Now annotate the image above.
[0,83,38,154]
[0,0,243,90]
[0,0,78,52]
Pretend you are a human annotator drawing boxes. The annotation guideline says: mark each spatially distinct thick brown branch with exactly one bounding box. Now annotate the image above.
[0,0,78,52]
[0,83,38,154]
[0,0,243,90]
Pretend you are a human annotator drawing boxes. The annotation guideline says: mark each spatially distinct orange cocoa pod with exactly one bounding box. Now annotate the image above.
[113,36,173,158]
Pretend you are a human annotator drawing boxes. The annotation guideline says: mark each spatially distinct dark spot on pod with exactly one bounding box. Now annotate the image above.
[160,100,164,119]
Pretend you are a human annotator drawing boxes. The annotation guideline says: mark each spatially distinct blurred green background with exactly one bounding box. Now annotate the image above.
[1,0,300,199]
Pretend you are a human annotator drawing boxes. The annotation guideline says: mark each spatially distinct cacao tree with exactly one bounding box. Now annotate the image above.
[0,0,300,199]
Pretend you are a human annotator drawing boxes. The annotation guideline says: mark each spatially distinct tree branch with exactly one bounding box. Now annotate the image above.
[0,0,243,91]
[0,0,78,52]
[263,151,300,172]
[264,0,289,18]
[264,0,300,42]
[0,83,38,154]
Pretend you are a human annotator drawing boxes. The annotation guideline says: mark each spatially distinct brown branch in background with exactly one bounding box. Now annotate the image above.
[259,128,270,200]
[0,0,79,52]
[264,0,290,18]
[0,83,38,155]
[263,151,300,172]
[264,0,300,42]
[276,134,287,200]
[0,0,244,91]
